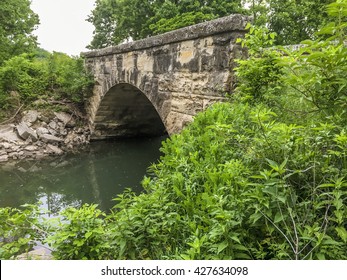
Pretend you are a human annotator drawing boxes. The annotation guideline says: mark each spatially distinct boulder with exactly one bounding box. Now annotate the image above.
[8,152,19,159]
[16,248,53,260]
[36,127,49,136]
[48,121,58,130]
[22,110,39,126]
[59,128,68,136]
[35,152,45,159]
[1,142,11,149]
[47,144,64,155]
[54,112,75,127]
[39,133,63,143]
[24,145,38,152]
[16,122,38,141]
[0,124,22,142]
[0,155,9,162]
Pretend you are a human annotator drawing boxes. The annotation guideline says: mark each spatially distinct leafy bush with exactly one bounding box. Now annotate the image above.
[45,204,111,260]
[0,205,45,259]
[46,52,94,103]
[0,50,93,110]
[150,11,214,35]
[235,24,285,103]
[101,102,346,260]
[0,54,49,103]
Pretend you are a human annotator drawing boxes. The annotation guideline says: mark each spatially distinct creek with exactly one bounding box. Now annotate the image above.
[0,136,167,214]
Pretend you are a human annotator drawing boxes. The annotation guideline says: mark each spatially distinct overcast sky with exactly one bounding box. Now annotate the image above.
[30,0,96,56]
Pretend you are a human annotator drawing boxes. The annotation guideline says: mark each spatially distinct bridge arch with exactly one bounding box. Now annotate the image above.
[92,82,167,139]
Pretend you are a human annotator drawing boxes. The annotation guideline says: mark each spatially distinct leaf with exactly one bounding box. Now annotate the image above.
[233,244,249,252]
[277,196,287,204]
[249,212,263,224]
[274,212,284,223]
[335,227,347,243]
[262,186,278,196]
[318,183,335,188]
[235,252,251,259]
[217,241,229,254]
[230,236,241,244]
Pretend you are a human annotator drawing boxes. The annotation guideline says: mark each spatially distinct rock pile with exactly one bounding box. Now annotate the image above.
[0,110,90,162]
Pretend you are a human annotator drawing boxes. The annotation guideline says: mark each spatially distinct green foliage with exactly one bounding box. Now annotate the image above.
[281,2,347,116]
[149,11,214,35]
[236,0,347,120]
[88,0,337,48]
[45,204,111,260]
[235,24,284,103]
[46,52,94,103]
[148,0,242,35]
[102,102,346,260]
[243,0,335,45]
[87,0,243,49]
[241,0,268,26]
[0,205,45,259]
[87,0,156,48]
[0,51,93,110]
[0,54,48,102]
[0,0,39,65]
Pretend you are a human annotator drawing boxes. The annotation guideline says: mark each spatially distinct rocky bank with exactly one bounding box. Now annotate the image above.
[0,110,90,162]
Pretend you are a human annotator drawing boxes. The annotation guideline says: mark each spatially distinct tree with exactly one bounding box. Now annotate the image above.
[87,0,158,48]
[241,0,268,26]
[267,0,335,45]
[243,0,335,44]
[0,0,39,65]
[87,0,243,49]
[149,0,243,35]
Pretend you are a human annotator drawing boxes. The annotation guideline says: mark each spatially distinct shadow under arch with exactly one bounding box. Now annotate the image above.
[92,83,167,139]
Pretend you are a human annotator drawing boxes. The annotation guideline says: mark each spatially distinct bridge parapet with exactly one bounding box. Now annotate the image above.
[83,14,250,139]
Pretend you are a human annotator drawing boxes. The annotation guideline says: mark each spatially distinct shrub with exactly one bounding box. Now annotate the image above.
[45,204,111,260]
[0,205,46,259]
[235,24,285,103]
[236,0,347,122]
[0,54,49,103]
[0,51,93,110]
[46,52,93,103]
[102,102,346,260]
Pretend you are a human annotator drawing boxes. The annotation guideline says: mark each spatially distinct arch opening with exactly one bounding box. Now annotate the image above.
[92,83,167,139]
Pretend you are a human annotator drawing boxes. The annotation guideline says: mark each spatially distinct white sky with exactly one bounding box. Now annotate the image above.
[30,0,96,56]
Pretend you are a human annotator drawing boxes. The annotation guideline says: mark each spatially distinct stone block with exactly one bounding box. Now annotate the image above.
[16,122,38,141]
[39,133,63,143]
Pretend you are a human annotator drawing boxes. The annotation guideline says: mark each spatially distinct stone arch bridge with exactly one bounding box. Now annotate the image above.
[83,14,249,139]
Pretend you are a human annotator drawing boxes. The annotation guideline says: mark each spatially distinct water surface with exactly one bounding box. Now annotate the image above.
[0,136,166,214]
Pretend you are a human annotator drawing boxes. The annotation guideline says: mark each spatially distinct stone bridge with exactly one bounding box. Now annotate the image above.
[83,14,249,139]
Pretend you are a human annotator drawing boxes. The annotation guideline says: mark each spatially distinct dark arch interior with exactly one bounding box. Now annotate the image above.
[92,83,167,139]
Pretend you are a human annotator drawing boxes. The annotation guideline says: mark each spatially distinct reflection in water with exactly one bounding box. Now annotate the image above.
[0,136,166,213]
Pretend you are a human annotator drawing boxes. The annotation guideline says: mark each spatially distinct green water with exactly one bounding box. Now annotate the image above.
[0,136,166,213]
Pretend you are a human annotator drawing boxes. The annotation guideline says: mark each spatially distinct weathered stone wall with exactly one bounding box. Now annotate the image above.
[83,14,250,139]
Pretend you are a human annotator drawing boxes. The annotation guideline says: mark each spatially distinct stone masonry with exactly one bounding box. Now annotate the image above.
[82,14,250,139]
